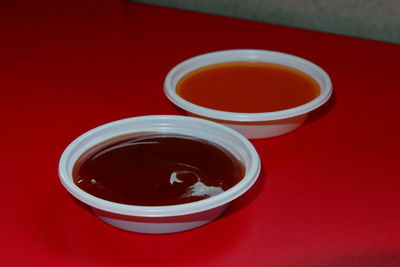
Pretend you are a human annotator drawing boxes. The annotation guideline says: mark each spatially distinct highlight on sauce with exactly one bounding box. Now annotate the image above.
[72,133,244,206]
[176,61,320,113]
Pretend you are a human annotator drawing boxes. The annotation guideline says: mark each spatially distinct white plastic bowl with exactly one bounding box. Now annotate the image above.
[58,115,261,234]
[164,49,333,139]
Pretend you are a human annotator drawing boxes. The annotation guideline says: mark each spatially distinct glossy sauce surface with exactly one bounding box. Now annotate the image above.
[177,61,320,113]
[73,133,244,206]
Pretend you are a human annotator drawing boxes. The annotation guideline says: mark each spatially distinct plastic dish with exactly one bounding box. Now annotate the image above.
[164,49,333,139]
[58,115,261,234]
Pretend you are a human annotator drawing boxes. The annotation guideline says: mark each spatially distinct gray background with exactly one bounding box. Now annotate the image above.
[132,0,400,44]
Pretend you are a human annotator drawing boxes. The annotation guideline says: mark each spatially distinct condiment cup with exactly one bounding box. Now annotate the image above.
[58,115,261,234]
[164,49,333,139]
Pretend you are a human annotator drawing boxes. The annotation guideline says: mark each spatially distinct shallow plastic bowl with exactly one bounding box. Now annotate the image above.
[164,49,333,139]
[58,115,261,234]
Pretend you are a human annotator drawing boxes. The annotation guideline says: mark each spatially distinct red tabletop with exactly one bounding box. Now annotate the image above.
[1,0,399,266]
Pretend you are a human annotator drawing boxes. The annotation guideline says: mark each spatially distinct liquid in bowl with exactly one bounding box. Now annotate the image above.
[177,61,320,113]
[73,132,245,206]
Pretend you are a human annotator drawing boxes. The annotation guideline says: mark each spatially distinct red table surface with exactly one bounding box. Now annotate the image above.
[1,0,399,266]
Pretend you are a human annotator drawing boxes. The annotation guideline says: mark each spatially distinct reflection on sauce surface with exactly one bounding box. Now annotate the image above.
[177,61,320,113]
[73,133,244,206]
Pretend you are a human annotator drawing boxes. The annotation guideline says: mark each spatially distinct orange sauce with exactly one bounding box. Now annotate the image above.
[176,61,320,113]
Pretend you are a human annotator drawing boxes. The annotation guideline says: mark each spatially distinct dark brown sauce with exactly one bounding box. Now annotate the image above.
[73,133,245,206]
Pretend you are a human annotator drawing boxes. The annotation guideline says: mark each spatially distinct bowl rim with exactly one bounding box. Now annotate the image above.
[58,115,261,217]
[164,49,333,122]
